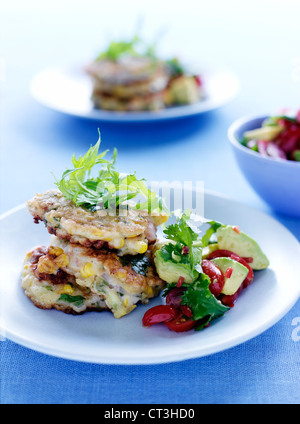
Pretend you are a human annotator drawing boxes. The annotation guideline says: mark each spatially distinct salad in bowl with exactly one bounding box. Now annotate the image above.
[240,110,300,162]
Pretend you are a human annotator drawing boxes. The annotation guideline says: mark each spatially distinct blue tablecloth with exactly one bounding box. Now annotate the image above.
[1,1,299,404]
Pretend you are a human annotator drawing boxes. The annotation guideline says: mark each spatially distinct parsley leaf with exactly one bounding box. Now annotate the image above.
[201,220,223,247]
[157,211,203,282]
[163,211,199,246]
[181,274,229,327]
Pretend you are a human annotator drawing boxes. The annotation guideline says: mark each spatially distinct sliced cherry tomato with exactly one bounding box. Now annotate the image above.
[220,285,243,308]
[164,313,196,333]
[206,249,238,259]
[243,257,254,263]
[142,305,178,327]
[206,249,254,288]
[165,287,186,310]
[201,259,225,297]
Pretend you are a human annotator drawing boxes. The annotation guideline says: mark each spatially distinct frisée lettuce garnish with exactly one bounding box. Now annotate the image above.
[54,132,167,214]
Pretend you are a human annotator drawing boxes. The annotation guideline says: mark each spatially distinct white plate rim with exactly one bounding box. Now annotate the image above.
[1,190,299,365]
[29,65,240,122]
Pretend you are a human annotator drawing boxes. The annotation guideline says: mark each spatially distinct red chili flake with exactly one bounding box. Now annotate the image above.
[225,267,233,278]
[182,246,190,255]
[233,226,240,234]
[177,276,185,288]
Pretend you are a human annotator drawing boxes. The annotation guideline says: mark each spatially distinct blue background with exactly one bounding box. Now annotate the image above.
[1,0,299,404]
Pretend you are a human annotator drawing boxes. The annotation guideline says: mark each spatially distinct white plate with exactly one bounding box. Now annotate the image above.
[0,191,299,364]
[29,65,240,122]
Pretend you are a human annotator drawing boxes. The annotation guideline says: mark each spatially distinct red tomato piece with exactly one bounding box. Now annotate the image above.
[180,304,193,318]
[206,249,238,259]
[194,75,202,87]
[243,257,254,263]
[230,253,254,288]
[164,313,196,333]
[221,285,243,308]
[232,226,240,234]
[225,267,233,278]
[206,249,254,288]
[201,259,225,297]
[142,305,178,327]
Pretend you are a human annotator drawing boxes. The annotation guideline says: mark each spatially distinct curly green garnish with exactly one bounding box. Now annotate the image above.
[54,132,167,214]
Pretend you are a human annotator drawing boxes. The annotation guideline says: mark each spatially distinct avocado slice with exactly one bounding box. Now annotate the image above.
[202,243,219,259]
[154,247,199,285]
[216,226,269,270]
[211,257,249,295]
[243,125,283,141]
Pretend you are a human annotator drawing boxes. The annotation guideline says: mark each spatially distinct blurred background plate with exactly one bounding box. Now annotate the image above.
[29,65,240,122]
[1,190,299,365]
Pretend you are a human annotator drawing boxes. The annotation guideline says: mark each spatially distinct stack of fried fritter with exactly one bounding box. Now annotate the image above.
[85,56,170,111]
[22,189,166,318]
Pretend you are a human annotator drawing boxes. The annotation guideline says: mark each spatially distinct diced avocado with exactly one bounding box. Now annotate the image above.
[202,243,219,259]
[154,249,196,284]
[243,125,283,141]
[211,257,249,296]
[216,226,269,270]
[166,76,200,105]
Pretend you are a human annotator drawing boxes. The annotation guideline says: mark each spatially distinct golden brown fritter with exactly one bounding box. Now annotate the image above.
[26,189,167,255]
[22,248,108,315]
[24,237,166,318]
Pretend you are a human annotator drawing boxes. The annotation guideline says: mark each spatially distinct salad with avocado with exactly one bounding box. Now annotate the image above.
[241,110,300,161]
[142,212,269,333]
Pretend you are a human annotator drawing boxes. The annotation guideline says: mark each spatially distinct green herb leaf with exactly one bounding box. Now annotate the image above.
[240,136,249,147]
[201,220,223,247]
[54,132,167,214]
[293,150,300,161]
[95,35,158,62]
[166,58,185,76]
[159,211,203,280]
[163,211,199,246]
[120,254,151,276]
[181,274,229,323]
[58,294,85,307]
